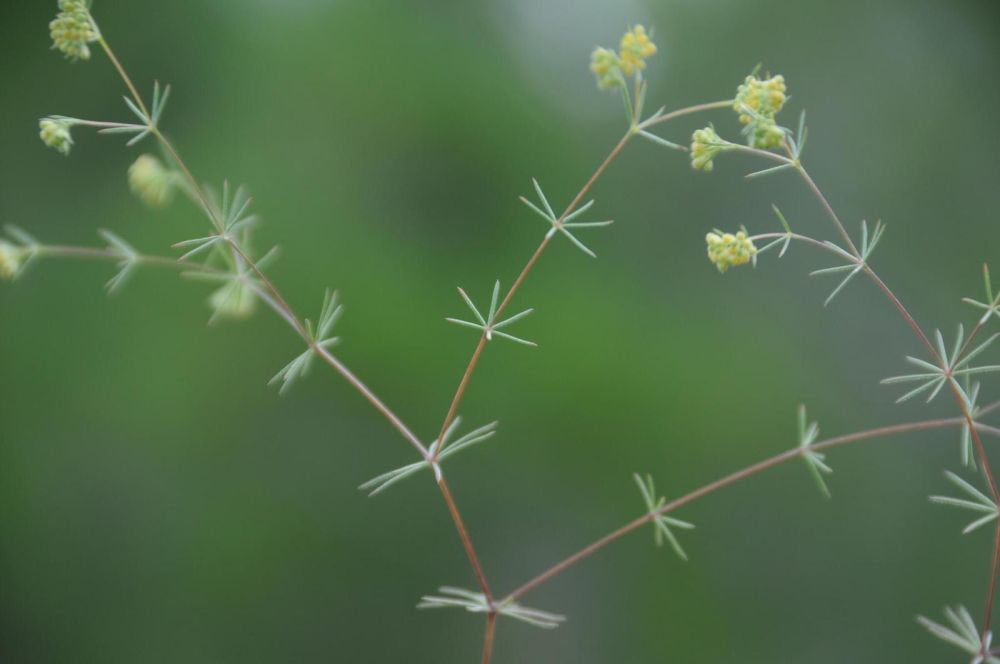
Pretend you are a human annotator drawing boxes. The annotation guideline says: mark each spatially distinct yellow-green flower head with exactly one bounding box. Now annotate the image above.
[39,117,75,155]
[0,241,24,281]
[747,121,785,150]
[734,74,786,122]
[618,25,656,76]
[590,47,622,91]
[129,155,176,208]
[209,280,256,320]
[733,73,788,149]
[50,0,99,61]
[690,126,728,171]
[706,230,756,273]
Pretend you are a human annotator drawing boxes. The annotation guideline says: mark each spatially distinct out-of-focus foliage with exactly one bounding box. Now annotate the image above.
[1,1,1000,662]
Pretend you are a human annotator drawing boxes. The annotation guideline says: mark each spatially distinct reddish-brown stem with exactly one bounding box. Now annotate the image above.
[481,613,497,664]
[433,129,633,458]
[794,165,861,258]
[790,158,999,637]
[434,102,735,459]
[504,413,992,603]
[862,266,940,362]
[438,476,494,602]
[97,37,149,119]
[953,381,1000,636]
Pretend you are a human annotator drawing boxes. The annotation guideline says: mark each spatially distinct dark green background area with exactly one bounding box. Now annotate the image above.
[2,1,1000,661]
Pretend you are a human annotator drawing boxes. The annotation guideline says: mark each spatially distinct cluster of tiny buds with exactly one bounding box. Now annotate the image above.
[50,0,99,62]
[590,25,657,90]
[690,126,729,172]
[706,230,757,273]
[0,241,25,281]
[689,72,789,171]
[128,155,177,208]
[39,117,76,156]
[734,74,788,149]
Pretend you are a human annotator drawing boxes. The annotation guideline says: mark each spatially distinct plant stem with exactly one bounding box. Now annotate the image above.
[438,476,494,603]
[432,100,733,461]
[504,412,997,603]
[750,231,848,255]
[97,37,149,119]
[791,162,1000,636]
[637,99,734,129]
[481,612,497,664]
[88,29,510,597]
[432,129,631,459]
[35,244,213,272]
[794,164,861,258]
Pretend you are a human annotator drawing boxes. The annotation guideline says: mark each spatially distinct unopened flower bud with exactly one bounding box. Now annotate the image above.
[50,0,99,62]
[618,25,657,76]
[128,155,176,208]
[706,229,757,273]
[690,126,728,171]
[39,117,75,155]
[0,241,25,281]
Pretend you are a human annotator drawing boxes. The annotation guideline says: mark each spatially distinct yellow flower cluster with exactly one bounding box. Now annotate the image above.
[589,25,657,90]
[690,126,728,171]
[733,74,787,149]
[0,241,24,281]
[129,155,176,208]
[706,230,756,273]
[39,118,74,156]
[589,47,621,90]
[50,0,99,61]
[618,25,657,76]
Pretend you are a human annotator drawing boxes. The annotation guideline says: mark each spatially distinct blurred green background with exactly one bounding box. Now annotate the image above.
[3,0,1000,661]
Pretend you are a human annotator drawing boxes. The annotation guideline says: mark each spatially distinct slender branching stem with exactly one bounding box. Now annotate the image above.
[34,244,217,273]
[481,612,498,664]
[432,129,632,460]
[729,144,795,167]
[503,412,999,603]
[433,100,735,462]
[76,24,996,650]
[438,476,495,603]
[860,265,940,362]
[750,231,848,255]
[793,164,862,258]
[792,161,1000,638]
[636,99,734,130]
[88,32,516,603]
[97,37,149,119]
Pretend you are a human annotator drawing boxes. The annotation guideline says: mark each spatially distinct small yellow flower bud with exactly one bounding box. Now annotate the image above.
[39,117,75,155]
[50,0,99,62]
[128,155,176,208]
[209,280,256,320]
[733,73,788,149]
[690,126,728,171]
[618,25,657,76]
[705,228,757,273]
[590,47,622,91]
[0,241,24,281]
